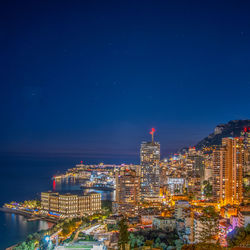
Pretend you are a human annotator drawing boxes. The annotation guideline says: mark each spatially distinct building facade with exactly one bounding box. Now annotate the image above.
[238,210,250,228]
[140,132,160,198]
[153,216,176,231]
[212,137,244,205]
[114,168,141,215]
[41,191,101,218]
[167,177,186,195]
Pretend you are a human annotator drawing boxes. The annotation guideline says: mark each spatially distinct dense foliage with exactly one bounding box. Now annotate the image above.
[203,181,212,198]
[129,229,180,250]
[118,218,129,250]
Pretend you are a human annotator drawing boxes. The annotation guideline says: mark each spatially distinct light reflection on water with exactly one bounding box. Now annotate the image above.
[53,178,115,201]
[1,177,114,249]
[6,213,51,233]
[1,212,52,248]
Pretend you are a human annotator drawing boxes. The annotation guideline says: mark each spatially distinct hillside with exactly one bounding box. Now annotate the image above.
[195,119,250,150]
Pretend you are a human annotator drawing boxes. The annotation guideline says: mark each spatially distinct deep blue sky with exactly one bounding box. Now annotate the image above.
[0,0,250,161]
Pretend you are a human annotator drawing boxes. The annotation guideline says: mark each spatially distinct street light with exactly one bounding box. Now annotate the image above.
[44,236,50,242]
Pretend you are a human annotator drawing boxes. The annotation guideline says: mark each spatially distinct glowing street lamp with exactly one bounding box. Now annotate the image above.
[44,235,50,242]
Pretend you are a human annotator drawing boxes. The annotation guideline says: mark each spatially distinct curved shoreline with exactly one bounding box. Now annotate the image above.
[0,207,58,223]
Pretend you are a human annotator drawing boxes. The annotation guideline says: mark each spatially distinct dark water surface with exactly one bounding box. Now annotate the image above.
[0,154,124,249]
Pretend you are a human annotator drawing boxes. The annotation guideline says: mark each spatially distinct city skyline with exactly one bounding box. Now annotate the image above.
[1,1,250,249]
[1,0,250,160]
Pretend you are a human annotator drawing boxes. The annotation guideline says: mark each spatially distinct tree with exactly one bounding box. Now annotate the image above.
[145,240,154,249]
[197,206,219,243]
[154,237,161,248]
[175,239,183,250]
[62,222,71,236]
[159,242,167,250]
[118,218,129,250]
[203,181,212,198]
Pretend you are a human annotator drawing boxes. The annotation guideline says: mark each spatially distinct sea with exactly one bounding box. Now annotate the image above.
[0,154,132,249]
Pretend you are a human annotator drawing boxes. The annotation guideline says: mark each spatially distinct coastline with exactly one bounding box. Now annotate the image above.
[6,244,18,250]
[0,207,58,223]
[0,208,55,250]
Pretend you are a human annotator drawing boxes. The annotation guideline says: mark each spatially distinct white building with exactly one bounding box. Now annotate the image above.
[153,216,176,231]
[238,211,250,228]
[175,200,190,220]
[167,177,186,195]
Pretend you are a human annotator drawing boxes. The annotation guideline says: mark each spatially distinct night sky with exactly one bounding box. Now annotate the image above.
[1,0,250,161]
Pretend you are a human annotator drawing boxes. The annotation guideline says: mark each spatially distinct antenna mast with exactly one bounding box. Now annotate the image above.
[150,128,155,143]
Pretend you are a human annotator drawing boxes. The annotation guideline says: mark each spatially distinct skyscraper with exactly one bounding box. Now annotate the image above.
[140,128,160,198]
[212,137,244,205]
[241,127,250,175]
[115,167,141,215]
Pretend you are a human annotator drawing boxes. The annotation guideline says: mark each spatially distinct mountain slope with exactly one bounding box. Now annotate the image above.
[195,119,250,150]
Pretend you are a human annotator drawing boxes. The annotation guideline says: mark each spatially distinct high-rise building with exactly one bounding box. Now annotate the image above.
[140,128,160,198]
[212,137,244,205]
[41,191,101,218]
[241,127,250,175]
[114,167,141,215]
[186,148,205,179]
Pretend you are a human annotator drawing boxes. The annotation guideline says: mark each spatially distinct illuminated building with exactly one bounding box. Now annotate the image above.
[140,128,160,198]
[212,137,244,205]
[114,167,140,216]
[185,148,205,176]
[193,213,217,244]
[241,127,250,175]
[41,191,101,218]
[184,148,205,199]
[204,166,212,182]
[238,210,250,227]
[175,200,191,241]
[175,200,190,220]
[167,177,186,195]
[153,216,176,231]
[230,215,238,229]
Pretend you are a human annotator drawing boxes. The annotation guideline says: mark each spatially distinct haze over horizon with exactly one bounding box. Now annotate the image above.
[1,0,250,160]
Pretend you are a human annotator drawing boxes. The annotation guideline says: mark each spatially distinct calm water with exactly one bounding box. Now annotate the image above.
[0,212,53,249]
[0,154,123,249]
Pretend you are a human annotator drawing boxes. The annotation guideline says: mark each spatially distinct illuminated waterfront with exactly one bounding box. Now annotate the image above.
[53,178,115,201]
[0,154,119,249]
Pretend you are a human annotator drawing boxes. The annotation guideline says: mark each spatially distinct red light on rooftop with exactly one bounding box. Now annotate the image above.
[150,128,155,135]
[80,160,83,164]
[150,128,156,142]
[53,179,56,190]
